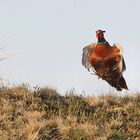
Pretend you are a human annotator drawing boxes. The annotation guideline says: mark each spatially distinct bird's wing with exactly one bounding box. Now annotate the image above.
[122,57,126,71]
[113,43,126,72]
[82,43,96,71]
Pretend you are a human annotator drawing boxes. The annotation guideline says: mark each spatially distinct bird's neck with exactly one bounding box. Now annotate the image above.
[97,37,107,43]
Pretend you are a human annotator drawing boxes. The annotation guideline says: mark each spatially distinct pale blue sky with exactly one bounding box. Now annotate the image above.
[0,0,140,95]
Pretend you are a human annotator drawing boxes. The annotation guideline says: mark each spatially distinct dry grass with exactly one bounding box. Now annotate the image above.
[0,84,140,140]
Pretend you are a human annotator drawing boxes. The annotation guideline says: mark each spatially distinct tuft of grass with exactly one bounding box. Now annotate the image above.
[0,84,140,139]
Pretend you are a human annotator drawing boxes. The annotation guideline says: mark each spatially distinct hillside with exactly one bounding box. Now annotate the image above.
[0,84,140,140]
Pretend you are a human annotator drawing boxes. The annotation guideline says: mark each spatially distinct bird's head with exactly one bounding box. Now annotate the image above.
[96,29,105,39]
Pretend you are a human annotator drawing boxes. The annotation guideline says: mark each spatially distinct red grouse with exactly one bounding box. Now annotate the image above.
[82,29,128,91]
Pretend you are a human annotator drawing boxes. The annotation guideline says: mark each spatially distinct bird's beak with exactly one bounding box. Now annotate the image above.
[95,31,100,34]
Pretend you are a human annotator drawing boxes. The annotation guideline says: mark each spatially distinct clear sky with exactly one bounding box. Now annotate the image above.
[0,0,140,95]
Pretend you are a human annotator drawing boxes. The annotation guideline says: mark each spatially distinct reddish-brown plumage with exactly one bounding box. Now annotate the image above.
[90,44,121,66]
[82,30,128,91]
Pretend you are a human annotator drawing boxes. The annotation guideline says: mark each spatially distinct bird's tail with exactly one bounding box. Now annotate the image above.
[107,76,128,91]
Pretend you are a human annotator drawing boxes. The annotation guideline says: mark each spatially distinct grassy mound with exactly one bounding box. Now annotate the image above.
[0,84,140,140]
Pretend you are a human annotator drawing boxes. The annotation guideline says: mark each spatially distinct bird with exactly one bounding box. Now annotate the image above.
[82,29,128,91]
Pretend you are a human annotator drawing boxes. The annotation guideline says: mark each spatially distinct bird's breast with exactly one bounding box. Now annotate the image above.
[90,44,121,66]
[93,45,112,58]
[91,44,120,59]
